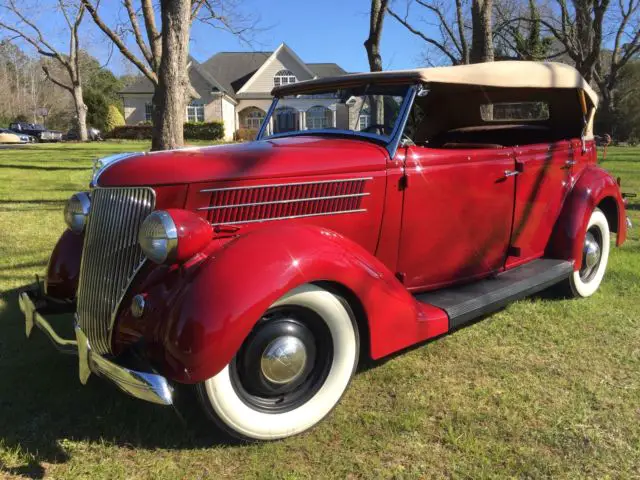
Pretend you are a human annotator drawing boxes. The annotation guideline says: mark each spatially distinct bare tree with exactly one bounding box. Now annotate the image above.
[518,0,640,131]
[365,0,391,72]
[0,0,88,140]
[387,0,496,65]
[594,0,640,131]
[82,0,256,150]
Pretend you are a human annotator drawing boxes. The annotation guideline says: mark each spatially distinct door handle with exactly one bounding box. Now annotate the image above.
[565,160,577,166]
[504,170,520,177]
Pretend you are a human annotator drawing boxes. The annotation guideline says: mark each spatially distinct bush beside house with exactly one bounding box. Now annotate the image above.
[109,121,225,141]
[234,128,259,141]
[105,105,126,132]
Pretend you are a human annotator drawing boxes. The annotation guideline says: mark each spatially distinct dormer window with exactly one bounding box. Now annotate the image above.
[274,69,297,87]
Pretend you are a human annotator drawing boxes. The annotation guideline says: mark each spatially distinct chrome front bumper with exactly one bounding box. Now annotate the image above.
[18,288,173,406]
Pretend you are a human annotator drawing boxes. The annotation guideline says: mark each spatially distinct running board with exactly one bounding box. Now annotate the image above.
[415,259,574,330]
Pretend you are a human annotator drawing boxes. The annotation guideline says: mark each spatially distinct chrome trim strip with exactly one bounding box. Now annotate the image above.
[211,208,367,226]
[200,176,373,193]
[198,192,370,211]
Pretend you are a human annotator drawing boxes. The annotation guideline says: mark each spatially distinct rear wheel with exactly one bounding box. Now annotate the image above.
[196,284,359,441]
[565,208,610,298]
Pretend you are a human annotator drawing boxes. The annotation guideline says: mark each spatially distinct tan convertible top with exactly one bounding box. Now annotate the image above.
[273,61,598,107]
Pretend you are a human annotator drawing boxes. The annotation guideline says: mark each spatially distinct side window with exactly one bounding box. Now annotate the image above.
[403,102,426,144]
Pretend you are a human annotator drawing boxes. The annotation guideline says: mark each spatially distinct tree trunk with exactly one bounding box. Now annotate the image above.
[364,0,389,72]
[596,85,616,136]
[470,0,494,63]
[151,0,191,151]
[73,84,89,141]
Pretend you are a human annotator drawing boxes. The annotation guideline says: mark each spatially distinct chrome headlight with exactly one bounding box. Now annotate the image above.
[64,192,91,234]
[138,211,178,264]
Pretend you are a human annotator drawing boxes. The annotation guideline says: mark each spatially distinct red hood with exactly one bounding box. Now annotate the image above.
[97,136,389,187]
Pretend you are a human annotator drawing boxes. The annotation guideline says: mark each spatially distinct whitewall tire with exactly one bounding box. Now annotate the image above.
[567,208,610,298]
[196,284,359,441]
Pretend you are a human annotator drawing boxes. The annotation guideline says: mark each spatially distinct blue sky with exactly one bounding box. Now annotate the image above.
[86,0,430,75]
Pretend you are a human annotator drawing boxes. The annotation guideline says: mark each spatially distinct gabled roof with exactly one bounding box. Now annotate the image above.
[119,56,227,96]
[201,51,272,94]
[119,45,347,99]
[236,43,318,94]
[307,63,347,77]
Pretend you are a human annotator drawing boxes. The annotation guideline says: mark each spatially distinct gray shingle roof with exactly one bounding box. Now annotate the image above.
[307,63,348,77]
[201,51,273,94]
[119,51,346,98]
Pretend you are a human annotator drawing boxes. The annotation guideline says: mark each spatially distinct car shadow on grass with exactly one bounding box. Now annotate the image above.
[0,288,239,479]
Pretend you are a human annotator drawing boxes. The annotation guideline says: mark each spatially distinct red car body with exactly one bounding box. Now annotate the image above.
[19,61,629,440]
[45,134,626,383]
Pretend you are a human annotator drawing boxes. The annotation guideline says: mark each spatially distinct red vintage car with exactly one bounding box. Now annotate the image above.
[19,61,630,441]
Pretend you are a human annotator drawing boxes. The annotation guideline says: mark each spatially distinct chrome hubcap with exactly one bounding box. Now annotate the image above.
[260,335,308,385]
[581,230,602,280]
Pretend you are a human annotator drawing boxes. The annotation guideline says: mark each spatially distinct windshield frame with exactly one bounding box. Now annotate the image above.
[256,83,418,157]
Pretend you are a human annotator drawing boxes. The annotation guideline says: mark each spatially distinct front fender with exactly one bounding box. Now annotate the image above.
[547,165,627,270]
[125,224,445,384]
[45,229,83,300]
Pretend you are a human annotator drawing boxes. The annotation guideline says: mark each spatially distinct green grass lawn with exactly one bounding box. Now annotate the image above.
[0,142,639,479]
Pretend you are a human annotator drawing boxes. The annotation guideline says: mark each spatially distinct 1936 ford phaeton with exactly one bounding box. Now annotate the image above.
[19,61,630,441]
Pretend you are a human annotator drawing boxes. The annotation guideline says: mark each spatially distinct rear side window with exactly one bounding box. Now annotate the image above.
[480,102,549,121]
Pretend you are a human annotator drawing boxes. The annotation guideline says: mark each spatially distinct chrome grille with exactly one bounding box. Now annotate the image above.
[76,187,155,354]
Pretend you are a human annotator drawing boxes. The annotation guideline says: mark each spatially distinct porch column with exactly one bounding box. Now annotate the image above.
[299,110,306,130]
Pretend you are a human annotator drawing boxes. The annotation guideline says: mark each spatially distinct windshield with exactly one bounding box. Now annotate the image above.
[260,84,411,142]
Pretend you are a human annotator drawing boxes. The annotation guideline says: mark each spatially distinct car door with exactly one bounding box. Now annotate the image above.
[505,140,573,268]
[396,145,516,290]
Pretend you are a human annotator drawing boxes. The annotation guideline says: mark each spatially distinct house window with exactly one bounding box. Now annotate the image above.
[306,106,331,129]
[186,101,205,122]
[144,102,153,122]
[274,69,297,87]
[359,114,371,131]
[245,109,265,129]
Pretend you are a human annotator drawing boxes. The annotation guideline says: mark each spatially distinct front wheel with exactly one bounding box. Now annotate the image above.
[196,284,359,441]
[565,208,610,298]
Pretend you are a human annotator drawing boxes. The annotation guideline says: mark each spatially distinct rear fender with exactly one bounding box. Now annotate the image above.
[143,224,447,384]
[547,165,627,270]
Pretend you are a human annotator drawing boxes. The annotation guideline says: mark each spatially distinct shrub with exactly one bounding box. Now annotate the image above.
[235,128,258,141]
[108,121,225,141]
[105,105,125,132]
[108,125,153,140]
[184,121,224,140]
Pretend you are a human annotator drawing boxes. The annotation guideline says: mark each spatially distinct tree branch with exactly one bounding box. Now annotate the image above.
[42,65,73,93]
[141,0,161,70]
[81,0,157,84]
[123,0,154,68]
[387,6,460,64]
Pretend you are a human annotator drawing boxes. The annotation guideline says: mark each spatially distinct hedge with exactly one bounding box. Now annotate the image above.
[108,121,225,141]
[234,128,259,141]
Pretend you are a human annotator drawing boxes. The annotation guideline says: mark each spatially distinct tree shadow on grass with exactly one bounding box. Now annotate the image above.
[0,287,239,479]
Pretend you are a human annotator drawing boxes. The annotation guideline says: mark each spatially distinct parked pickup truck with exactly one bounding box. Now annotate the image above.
[9,122,63,142]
